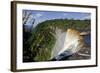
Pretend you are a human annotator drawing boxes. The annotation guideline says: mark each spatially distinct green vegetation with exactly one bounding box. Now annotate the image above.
[23,19,91,62]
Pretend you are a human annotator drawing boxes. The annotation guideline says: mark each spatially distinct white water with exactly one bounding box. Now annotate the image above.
[51,29,66,59]
[51,29,84,59]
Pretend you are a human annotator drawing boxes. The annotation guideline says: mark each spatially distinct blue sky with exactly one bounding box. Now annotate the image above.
[23,10,91,28]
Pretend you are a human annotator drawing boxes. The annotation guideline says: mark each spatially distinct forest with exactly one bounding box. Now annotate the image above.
[23,18,91,62]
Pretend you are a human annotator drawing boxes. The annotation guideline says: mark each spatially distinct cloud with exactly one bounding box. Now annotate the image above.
[82,15,91,20]
[62,13,69,16]
[34,13,44,18]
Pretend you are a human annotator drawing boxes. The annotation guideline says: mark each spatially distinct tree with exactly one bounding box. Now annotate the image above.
[23,10,36,62]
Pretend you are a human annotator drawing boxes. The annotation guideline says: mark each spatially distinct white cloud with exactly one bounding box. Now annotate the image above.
[34,13,44,18]
[82,15,91,20]
[62,13,69,16]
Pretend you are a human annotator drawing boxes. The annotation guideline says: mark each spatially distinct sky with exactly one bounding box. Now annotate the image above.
[23,10,91,28]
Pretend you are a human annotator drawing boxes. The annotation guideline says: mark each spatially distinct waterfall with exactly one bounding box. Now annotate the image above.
[51,28,84,59]
[51,28,66,59]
